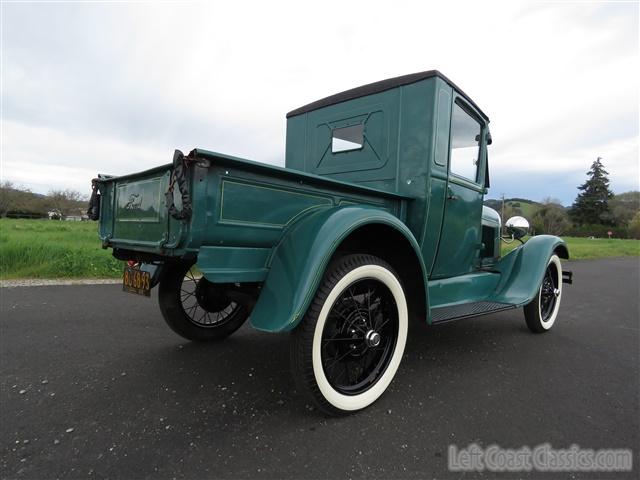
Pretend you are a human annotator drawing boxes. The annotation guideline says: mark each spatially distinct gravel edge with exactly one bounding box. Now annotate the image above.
[0,279,121,288]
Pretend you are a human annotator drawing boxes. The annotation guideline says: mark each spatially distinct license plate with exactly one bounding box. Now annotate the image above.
[122,265,151,297]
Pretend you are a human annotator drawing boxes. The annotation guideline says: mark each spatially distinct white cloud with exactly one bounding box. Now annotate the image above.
[1,120,167,193]
[1,0,638,203]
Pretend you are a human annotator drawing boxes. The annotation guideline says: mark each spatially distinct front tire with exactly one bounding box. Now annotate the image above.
[158,261,249,341]
[291,254,408,415]
[524,254,563,333]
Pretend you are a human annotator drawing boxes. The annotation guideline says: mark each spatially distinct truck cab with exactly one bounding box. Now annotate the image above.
[284,70,495,278]
[93,70,570,415]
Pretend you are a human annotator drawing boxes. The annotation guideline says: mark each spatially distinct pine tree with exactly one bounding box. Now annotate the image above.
[570,157,614,225]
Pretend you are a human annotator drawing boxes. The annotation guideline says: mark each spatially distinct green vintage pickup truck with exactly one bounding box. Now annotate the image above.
[91,70,572,415]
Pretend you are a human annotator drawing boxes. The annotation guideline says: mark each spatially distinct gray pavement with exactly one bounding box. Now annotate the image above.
[1,257,638,479]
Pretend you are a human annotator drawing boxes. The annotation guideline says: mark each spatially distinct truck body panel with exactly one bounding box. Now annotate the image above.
[99,165,187,254]
[99,149,409,262]
[285,75,490,280]
[248,205,429,332]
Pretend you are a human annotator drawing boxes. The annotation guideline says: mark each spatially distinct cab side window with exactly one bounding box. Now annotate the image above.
[449,102,482,182]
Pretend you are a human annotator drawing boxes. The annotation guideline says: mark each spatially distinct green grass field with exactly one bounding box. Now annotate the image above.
[501,235,640,259]
[0,218,638,280]
[0,218,121,279]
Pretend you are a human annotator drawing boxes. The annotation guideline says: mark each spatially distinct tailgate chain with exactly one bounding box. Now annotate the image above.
[87,179,101,220]
[165,150,192,220]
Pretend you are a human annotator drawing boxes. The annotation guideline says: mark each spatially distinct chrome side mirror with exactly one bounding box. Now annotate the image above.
[505,216,530,240]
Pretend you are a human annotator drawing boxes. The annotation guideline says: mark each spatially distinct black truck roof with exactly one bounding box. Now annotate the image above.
[286,70,489,121]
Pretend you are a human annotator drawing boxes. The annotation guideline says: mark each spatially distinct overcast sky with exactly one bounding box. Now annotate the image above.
[1,1,638,205]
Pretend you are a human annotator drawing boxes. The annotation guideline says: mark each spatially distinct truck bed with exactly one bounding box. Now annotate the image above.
[97,149,412,262]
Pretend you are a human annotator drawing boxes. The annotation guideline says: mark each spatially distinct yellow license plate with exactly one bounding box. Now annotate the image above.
[122,265,151,297]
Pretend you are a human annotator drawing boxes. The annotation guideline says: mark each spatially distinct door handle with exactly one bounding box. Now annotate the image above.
[446,188,458,201]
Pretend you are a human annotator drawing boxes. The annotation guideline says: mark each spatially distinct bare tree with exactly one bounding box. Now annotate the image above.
[0,181,16,217]
[47,189,87,217]
[0,182,44,217]
[532,199,570,235]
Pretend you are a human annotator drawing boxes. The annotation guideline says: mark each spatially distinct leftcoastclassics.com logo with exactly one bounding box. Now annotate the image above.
[448,443,633,472]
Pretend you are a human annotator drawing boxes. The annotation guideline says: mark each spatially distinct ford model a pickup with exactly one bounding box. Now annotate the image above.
[92,71,572,415]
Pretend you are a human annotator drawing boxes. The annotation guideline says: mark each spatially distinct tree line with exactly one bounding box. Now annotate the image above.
[487,158,639,239]
[0,182,88,219]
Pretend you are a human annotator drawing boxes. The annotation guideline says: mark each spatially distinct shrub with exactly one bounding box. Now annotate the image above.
[628,212,640,240]
[564,223,632,239]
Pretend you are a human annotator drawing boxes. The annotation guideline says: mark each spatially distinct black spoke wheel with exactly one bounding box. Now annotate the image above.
[291,254,408,415]
[158,261,249,341]
[524,254,563,333]
[320,279,399,395]
[179,267,241,327]
[539,267,558,322]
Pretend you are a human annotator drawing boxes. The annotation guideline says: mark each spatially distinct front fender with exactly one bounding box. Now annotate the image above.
[491,235,569,306]
[249,205,427,332]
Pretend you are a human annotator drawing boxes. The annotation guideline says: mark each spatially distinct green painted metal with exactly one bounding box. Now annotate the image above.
[219,179,332,228]
[95,71,570,333]
[197,246,270,283]
[426,235,568,315]
[491,235,569,306]
[428,271,501,309]
[98,150,407,256]
[99,166,185,253]
[420,85,452,274]
[430,176,485,278]
[286,79,439,240]
[430,94,490,278]
[248,205,428,332]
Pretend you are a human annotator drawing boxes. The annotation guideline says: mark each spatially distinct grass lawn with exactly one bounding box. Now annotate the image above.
[0,218,121,279]
[1,218,638,280]
[502,235,640,259]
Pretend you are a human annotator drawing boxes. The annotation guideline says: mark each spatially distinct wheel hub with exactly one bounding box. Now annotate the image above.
[195,278,231,312]
[364,330,381,348]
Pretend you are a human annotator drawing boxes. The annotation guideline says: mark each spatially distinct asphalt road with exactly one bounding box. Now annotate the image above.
[1,258,638,479]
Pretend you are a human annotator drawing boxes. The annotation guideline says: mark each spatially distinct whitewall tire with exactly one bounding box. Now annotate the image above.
[524,254,563,333]
[291,254,408,415]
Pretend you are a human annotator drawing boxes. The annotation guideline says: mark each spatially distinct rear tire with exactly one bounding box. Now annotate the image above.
[291,254,408,415]
[524,254,563,333]
[158,261,249,341]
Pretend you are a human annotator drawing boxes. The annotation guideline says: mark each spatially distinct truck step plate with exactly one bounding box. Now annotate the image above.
[431,301,516,324]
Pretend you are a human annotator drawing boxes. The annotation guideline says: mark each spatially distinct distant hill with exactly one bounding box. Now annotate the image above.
[484,198,541,219]
[0,184,86,218]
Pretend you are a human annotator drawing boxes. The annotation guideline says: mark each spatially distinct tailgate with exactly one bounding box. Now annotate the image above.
[98,164,186,252]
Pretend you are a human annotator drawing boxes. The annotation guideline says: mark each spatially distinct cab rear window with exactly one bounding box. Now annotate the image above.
[332,124,364,153]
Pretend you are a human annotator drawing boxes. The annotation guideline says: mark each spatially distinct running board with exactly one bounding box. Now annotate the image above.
[431,301,517,324]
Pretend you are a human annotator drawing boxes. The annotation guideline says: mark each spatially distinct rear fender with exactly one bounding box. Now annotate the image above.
[249,205,428,332]
[491,235,569,306]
